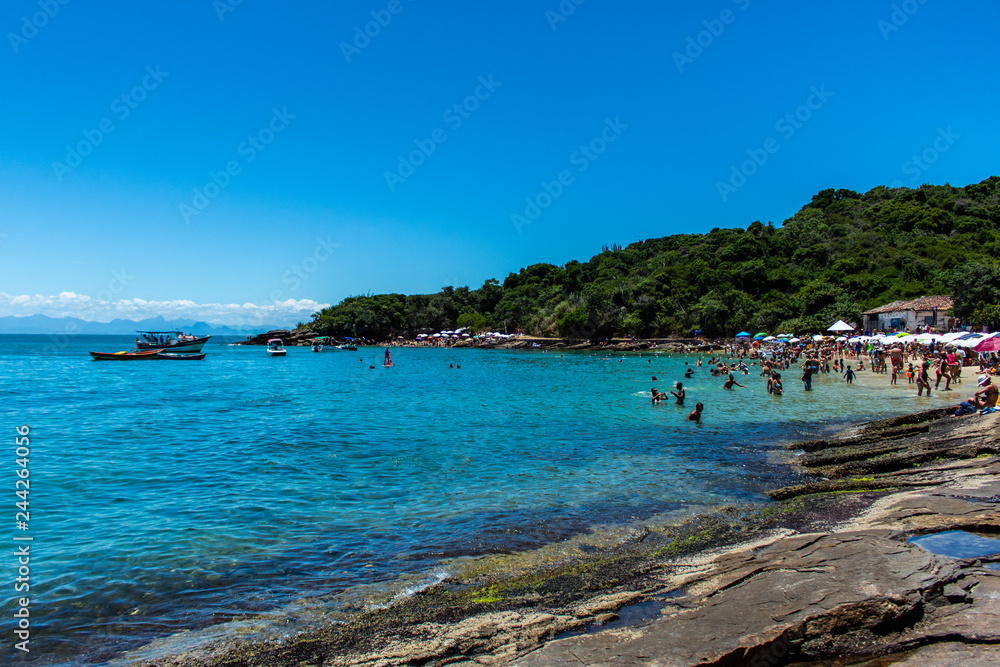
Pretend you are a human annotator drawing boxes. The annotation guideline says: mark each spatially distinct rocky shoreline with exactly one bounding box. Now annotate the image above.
[129,408,1000,667]
[236,329,718,353]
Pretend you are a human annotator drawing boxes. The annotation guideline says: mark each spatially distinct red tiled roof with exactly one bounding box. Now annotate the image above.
[862,296,953,315]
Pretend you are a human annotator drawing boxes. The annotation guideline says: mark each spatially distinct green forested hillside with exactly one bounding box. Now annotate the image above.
[309,177,1000,339]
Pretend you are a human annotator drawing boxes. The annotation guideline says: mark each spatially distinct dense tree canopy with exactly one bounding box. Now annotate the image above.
[308,177,1000,339]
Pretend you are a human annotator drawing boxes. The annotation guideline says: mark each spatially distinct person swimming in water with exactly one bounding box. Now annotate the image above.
[723,373,745,389]
[684,368,694,378]
[670,381,685,405]
[687,403,704,421]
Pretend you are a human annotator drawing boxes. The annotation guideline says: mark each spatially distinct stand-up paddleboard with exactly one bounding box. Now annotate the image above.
[383,348,393,367]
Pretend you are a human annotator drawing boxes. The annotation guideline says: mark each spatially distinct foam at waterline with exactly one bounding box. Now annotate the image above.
[368,569,453,610]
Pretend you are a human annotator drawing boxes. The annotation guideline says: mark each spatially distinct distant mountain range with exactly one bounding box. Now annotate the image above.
[0,315,288,336]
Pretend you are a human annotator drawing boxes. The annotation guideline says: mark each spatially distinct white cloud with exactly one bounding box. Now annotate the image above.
[0,292,330,327]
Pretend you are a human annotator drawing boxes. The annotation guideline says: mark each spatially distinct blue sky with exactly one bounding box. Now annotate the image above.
[1,0,997,326]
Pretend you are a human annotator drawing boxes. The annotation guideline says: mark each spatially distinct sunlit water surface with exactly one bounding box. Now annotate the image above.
[0,335,956,665]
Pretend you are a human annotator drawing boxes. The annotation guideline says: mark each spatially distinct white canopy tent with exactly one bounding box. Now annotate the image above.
[827,320,855,332]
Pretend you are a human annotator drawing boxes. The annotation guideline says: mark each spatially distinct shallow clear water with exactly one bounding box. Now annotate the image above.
[0,335,955,665]
[909,530,1000,559]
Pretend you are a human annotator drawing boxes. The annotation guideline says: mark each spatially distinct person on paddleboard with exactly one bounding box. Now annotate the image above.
[384,348,393,366]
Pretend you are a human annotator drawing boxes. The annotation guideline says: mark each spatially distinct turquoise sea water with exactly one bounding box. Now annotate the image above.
[0,335,952,665]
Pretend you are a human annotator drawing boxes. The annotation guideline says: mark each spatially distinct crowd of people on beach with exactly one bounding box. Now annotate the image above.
[648,331,1000,422]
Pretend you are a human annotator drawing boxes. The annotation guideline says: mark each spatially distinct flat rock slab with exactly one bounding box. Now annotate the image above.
[514,530,985,666]
[855,642,1000,666]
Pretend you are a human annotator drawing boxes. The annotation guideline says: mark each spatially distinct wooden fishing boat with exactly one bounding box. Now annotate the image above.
[90,349,163,361]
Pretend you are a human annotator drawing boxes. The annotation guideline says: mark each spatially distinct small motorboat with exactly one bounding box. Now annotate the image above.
[266,339,287,357]
[135,330,211,353]
[156,352,206,360]
[90,349,163,361]
[312,336,330,352]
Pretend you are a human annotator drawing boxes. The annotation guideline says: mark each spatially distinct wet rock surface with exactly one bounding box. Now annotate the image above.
[123,409,1000,667]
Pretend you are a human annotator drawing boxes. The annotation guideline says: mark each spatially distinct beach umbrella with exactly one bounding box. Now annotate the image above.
[827,320,855,332]
[736,331,751,337]
[754,331,767,337]
[763,335,776,341]
[788,337,801,343]
[974,336,1000,352]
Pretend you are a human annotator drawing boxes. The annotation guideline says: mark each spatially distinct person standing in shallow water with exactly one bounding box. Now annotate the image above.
[801,358,817,391]
[723,373,745,389]
[670,381,685,405]
[916,361,932,396]
[687,402,703,421]
[770,372,783,396]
